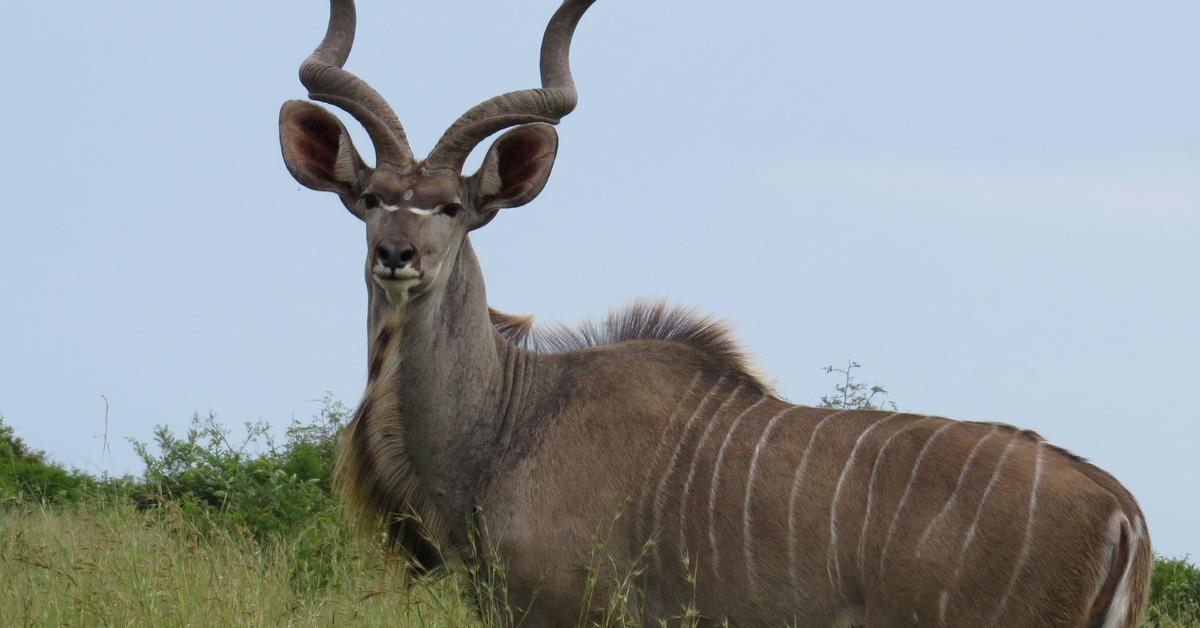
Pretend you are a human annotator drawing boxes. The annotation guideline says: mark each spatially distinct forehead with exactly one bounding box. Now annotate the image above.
[366,172,460,208]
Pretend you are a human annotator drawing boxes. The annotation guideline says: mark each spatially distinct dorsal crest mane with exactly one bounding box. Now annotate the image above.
[489,300,773,390]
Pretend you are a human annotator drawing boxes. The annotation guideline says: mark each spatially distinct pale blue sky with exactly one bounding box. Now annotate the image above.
[1,1,1196,559]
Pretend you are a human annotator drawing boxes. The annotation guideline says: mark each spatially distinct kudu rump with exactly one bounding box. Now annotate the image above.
[278,1,1150,625]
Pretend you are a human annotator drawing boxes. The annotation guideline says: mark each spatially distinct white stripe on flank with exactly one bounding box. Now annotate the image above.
[1092,512,1125,626]
[678,383,747,562]
[915,426,998,558]
[742,405,800,600]
[826,412,903,594]
[855,416,934,582]
[878,420,958,575]
[787,409,849,603]
[635,373,702,550]
[707,393,768,577]
[990,440,1045,622]
[650,373,727,569]
[1101,515,1143,628]
[949,433,1020,582]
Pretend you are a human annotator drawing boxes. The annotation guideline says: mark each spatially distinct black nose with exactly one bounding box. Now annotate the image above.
[375,241,417,270]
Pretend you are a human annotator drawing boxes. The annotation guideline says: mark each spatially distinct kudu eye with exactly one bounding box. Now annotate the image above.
[361,194,380,210]
[440,203,462,218]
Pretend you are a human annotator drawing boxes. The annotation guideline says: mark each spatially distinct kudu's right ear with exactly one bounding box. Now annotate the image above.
[279,100,369,215]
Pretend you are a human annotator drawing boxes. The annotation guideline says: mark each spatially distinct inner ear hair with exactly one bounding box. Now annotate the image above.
[334,134,361,186]
[478,159,503,199]
[475,124,559,212]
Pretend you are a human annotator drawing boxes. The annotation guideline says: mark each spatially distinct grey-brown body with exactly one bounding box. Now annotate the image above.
[277,1,1151,625]
[481,348,1147,626]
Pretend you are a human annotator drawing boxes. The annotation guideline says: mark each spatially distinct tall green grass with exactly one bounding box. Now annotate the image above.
[0,499,478,626]
[3,499,1196,626]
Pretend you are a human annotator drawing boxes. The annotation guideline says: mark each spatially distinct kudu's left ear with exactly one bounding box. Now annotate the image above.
[470,123,559,222]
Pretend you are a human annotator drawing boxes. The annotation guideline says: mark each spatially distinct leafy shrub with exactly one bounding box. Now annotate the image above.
[130,399,345,538]
[128,397,355,590]
[1148,554,1200,626]
[819,360,897,411]
[1,415,91,504]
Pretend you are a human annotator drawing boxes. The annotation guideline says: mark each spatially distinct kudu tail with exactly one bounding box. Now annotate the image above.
[1086,512,1151,628]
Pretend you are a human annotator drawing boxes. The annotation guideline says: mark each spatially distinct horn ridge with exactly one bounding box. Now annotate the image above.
[423,0,595,174]
[299,0,416,170]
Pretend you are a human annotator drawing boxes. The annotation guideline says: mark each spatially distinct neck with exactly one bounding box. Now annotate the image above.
[362,237,520,542]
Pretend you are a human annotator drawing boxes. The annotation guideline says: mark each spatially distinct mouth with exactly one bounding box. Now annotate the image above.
[372,266,422,305]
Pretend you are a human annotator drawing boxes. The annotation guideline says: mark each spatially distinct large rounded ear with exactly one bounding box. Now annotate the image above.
[470,123,559,219]
[279,100,369,212]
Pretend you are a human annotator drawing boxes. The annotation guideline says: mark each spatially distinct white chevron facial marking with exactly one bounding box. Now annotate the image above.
[856,416,933,581]
[827,412,902,595]
[878,420,958,575]
[707,394,767,577]
[743,406,799,601]
[679,383,747,566]
[403,189,414,201]
[650,373,728,569]
[950,433,1021,584]
[990,440,1045,622]
[636,372,702,551]
[380,199,438,215]
[787,409,849,604]
[915,426,999,557]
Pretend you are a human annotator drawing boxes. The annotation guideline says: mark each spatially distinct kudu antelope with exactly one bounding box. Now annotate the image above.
[277,1,1151,625]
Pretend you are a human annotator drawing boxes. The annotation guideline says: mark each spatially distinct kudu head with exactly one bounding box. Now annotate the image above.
[279,0,593,306]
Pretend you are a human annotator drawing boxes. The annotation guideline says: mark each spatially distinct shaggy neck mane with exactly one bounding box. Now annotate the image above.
[335,310,446,568]
[489,299,772,391]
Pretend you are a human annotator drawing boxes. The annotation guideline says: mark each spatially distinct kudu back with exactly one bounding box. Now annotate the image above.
[277,1,1151,625]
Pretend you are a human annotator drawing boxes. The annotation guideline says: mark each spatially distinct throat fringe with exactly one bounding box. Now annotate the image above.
[334,310,448,569]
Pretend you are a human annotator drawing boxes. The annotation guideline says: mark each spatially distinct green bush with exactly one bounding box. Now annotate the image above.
[1148,554,1200,626]
[130,398,346,539]
[127,397,355,590]
[1,415,91,504]
[819,360,897,411]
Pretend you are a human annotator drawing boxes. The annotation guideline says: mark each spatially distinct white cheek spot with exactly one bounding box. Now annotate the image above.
[403,189,414,201]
